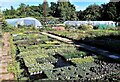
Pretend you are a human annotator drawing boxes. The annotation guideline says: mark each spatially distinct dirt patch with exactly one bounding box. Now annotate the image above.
[1,73,15,80]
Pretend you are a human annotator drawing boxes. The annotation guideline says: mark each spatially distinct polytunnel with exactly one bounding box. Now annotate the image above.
[64,21,116,27]
[6,17,42,28]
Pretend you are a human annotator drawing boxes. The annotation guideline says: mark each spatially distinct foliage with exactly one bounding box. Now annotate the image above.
[51,29,120,40]
[70,56,94,64]
[41,27,55,31]
[101,2,117,21]
[1,1,120,22]
[17,48,55,75]
[3,1,77,21]
[50,1,77,21]
[2,24,14,32]
[3,3,50,18]
[79,24,93,30]
[13,33,40,41]
[36,56,57,64]
[0,12,7,26]
[10,30,120,81]
[63,51,87,59]
[83,36,120,54]
[2,1,120,23]
[80,4,102,21]
[44,62,96,80]
[77,2,120,21]
[0,11,14,32]
[7,34,24,80]
[8,61,24,80]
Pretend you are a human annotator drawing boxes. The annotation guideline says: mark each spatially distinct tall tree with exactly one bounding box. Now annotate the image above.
[82,4,102,21]
[50,2,57,17]
[10,6,16,15]
[116,1,120,21]
[3,6,16,16]
[77,10,84,20]
[42,0,50,17]
[29,6,39,17]
[50,0,77,21]
[101,2,117,21]
[17,3,27,16]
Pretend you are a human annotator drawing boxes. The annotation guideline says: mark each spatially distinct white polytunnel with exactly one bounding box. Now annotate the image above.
[64,21,117,27]
[6,17,42,28]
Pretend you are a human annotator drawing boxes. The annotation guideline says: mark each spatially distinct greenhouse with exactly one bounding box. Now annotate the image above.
[6,17,42,28]
[64,21,117,28]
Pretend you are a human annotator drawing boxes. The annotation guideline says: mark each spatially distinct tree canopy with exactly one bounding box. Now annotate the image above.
[77,2,120,21]
[50,1,77,21]
[78,4,102,21]
[3,0,77,21]
[2,1,120,21]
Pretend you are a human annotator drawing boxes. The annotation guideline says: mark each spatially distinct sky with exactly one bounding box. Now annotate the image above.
[0,0,110,11]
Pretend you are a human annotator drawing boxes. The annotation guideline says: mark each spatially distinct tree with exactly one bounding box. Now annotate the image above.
[116,1,120,21]
[82,4,102,21]
[3,6,16,17]
[42,1,50,17]
[25,5,32,17]
[28,5,43,17]
[10,6,16,15]
[50,2,57,17]
[50,0,77,21]
[101,2,117,21]
[17,3,27,17]
[77,10,84,20]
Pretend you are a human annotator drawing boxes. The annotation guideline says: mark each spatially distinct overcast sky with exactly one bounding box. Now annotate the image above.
[0,0,110,11]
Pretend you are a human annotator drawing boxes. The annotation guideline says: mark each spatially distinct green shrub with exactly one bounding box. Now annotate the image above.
[42,27,55,31]
[2,24,14,32]
[65,25,71,29]
[79,24,93,30]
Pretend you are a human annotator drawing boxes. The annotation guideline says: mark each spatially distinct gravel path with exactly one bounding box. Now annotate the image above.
[0,33,14,81]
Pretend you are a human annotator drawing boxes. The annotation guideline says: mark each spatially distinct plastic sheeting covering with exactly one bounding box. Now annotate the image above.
[6,17,42,28]
[64,21,116,27]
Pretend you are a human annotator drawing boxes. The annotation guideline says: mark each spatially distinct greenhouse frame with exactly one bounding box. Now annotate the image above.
[6,17,42,28]
[64,21,117,28]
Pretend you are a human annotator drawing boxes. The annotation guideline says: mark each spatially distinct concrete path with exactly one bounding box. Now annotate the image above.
[41,32,120,61]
